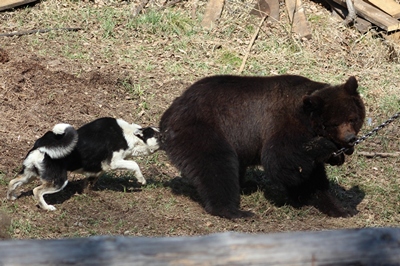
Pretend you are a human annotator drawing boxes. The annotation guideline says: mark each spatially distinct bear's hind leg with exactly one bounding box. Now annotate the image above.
[196,160,253,219]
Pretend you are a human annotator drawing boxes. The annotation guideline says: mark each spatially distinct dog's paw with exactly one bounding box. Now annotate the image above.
[39,204,57,211]
[45,205,57,211]
[6,192,18,201]
[139,179,147,185]
[137,177,146,185]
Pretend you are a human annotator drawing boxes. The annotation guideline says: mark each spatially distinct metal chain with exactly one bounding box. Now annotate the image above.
[332,112,400,157]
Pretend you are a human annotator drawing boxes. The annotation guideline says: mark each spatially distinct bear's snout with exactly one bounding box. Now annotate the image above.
[344,133,357,146]
[336,123,358,148]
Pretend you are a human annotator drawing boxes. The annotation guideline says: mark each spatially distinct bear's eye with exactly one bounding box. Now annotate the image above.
[349,118,358,124]
[323,123,339,129]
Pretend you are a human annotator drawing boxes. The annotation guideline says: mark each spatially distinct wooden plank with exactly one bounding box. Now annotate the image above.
[367,0,400,19]
[332,0,400,31]
[266,0,280,22]
[201,0,225,29]
[0,0,37,11]
[250,0,280,23]
[285,0,312,39]
[355,16,372,33]
[250,0,270,18]
[1,228,400,265]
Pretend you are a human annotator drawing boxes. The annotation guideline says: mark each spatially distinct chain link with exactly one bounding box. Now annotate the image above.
[332,112,400,157]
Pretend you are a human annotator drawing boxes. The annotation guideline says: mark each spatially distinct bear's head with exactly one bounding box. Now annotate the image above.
[303,76,366,154]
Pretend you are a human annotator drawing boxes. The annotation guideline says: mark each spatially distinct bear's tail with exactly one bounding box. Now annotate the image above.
[35,123,78,159]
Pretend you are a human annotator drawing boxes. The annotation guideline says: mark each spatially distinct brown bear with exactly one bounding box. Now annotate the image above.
[159,75,365,219]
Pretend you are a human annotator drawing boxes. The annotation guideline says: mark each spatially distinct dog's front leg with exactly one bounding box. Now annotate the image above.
[110,159,146,185]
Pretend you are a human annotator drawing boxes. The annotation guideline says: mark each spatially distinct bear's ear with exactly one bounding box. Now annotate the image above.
[302,95,324,113]
[344,76,358,95]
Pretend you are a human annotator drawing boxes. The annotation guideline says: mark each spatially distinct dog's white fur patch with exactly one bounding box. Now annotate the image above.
[24,149,45,173]
[52,123,72,135]
[145,133,159,153]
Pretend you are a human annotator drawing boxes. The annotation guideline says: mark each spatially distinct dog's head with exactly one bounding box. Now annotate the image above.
[134,126,160,153]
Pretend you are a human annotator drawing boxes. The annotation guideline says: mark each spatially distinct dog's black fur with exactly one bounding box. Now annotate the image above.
[159,75,365,219]
[7,117,159,211]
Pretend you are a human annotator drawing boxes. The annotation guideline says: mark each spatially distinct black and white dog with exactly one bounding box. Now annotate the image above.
[7,117,159,211]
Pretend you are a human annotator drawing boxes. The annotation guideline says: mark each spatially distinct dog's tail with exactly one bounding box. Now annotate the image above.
[35,123,78,159]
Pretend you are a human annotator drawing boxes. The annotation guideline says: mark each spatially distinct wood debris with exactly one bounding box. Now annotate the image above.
[331,0,400,32]
[201,0,225,29]
[285,0,312,40]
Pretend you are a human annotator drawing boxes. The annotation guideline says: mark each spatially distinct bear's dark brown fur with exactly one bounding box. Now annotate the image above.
[160,75,365,219]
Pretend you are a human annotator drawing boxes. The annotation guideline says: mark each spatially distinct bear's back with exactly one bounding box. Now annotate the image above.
[159,75,329,159]
[162,75,326,130]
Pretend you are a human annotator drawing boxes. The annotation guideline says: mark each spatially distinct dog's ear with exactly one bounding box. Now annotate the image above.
[134,128,144,139]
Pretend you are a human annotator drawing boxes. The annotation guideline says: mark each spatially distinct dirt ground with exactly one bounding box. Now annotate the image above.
[0,1,399,240]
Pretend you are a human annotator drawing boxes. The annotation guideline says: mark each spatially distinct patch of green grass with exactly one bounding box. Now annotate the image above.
[11,219,34,236]
[379,95,400,115]
[128,9,195,36]
[218,50,242,67]
[308,14,324,23]
[120,79,145,98]
[99,8,117,38]
[0,172,7,186]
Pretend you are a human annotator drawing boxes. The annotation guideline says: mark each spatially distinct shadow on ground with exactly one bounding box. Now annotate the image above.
[165,168,365,218]
[15,175,145,207]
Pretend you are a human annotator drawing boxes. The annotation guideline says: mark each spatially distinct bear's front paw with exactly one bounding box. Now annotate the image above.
[312,190,357,218]
[209,207,254,220]
[344,146,355,155]
[326,206,357,218]
[326,153,345,166]
[304,137,338,162]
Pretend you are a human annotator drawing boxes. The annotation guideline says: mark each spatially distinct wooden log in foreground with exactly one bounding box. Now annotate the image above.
[0,0,37,11]
[0,227,400,265]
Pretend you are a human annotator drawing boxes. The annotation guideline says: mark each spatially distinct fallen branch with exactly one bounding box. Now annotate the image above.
[0,28,82,37]
[358,151,400,158]
[238,14,268,74]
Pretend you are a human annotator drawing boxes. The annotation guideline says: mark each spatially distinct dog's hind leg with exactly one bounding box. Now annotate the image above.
[33,180,68,211]
[9,149,45,201]
[7,172,37,200]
